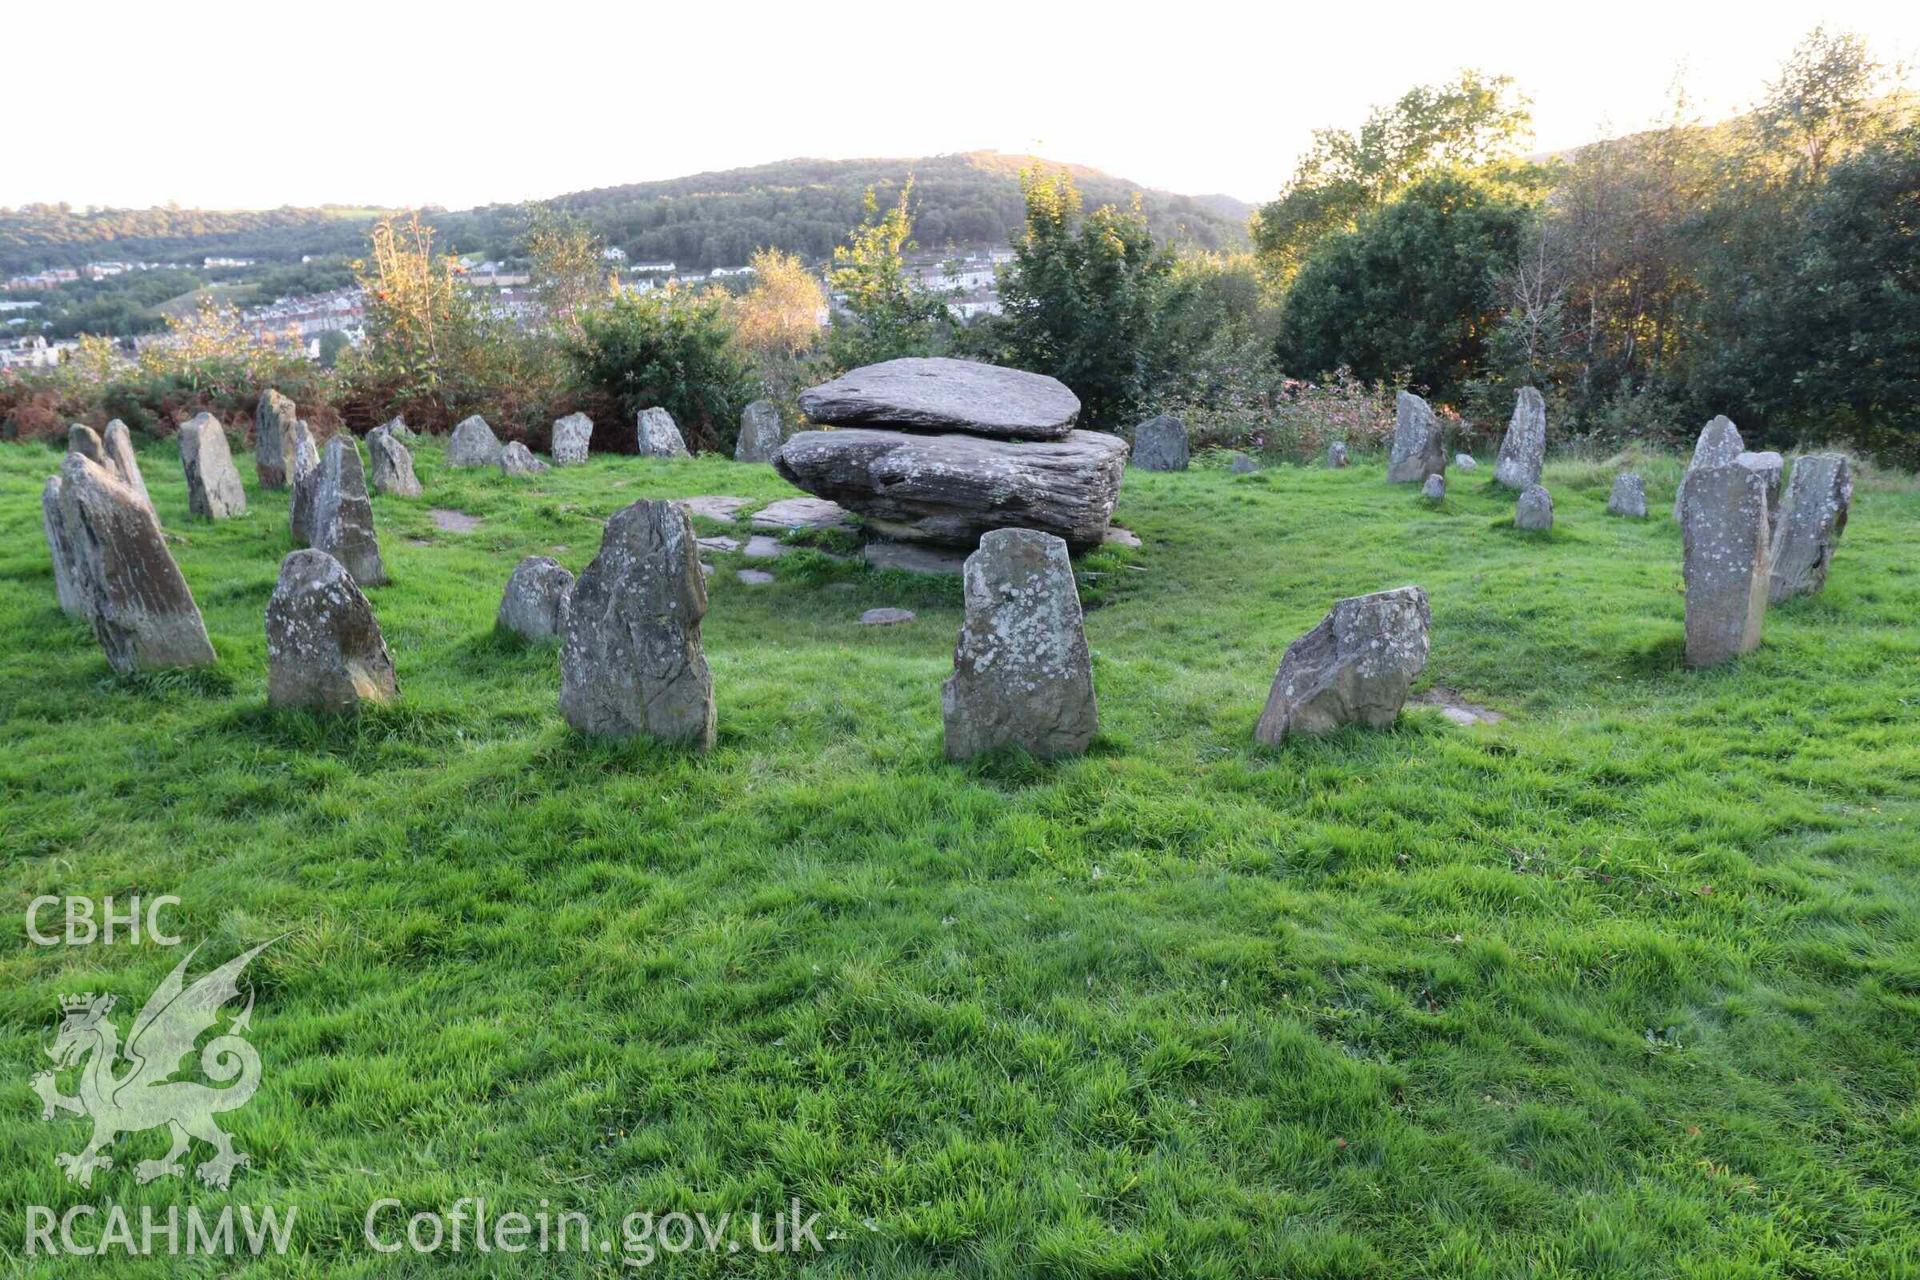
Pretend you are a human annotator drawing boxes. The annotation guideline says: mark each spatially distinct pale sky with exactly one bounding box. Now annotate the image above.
[8,0,1917,211]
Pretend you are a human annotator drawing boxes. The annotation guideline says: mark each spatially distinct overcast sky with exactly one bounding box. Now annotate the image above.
[8,0,1917,211]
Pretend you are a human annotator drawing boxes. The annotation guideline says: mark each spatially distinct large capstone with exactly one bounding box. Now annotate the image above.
[500,441,549,477]
[1674,415,1745,518]
[1387,392,1446,483]
[551,412,593,465]
[940,528,1097,761]
[497,555,574,642]
[1131,414,1189,471]
[776,428,1128,551]
[1515,484,1554,532]
[57,453,216,674]
[636,407,690,458]
[735,400,785,463]
[448,415,504,467]
[366,422,422,497]
[177,413,248,519]
[559,499,714,747]
[1681,464,1770,667]
[265,548,398,711]
[1254,586,1430,743]
[1607,472,1648,518]
[305,437,386,586]
[1768,453,1852,602]
[101,420,152,511]
[255,389,298,488]
[41,474,86,618]
[799,357,1080,440]
[1493,386,1546,490]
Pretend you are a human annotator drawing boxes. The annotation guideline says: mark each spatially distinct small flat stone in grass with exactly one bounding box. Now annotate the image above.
[737,569,775,585]
[430,508,482,533]
[743,535,786,560]
[751,496,855,531]
[859,607,916,626]
[698,535,741,553]
[681,495,755,522]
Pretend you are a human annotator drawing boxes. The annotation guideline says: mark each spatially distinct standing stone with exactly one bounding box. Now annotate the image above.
[1493,387,1546,490]
[377,416,411,442]
[735,400,785,463]
[100,420,152,511]
[636,407,690,458]
[56,453,216,674]
[265,549,398,712]
[1606,472,1648,518]
[1515,484,1554,532]
[1681,464,1770,667]
[1735,451,1785,520]
[1455,453,1478,471]
[500,441,549,477]
[177,413,247,519]
[1422,473,1446,502]
[1130,414,1189,471]
[255,389,298,488]
[1327,441,1350,468]
[290,419,320,482]
[41,475,85,618]
[799,357,1080,439]
[307,437,386,586]
[366,422,422,497]
[1255,586,1431,743]
[1387,391,1446,483]
[448,415,504,467]
[551,412,593,466]
[497,556,574,642]
[68,423,105,464]
[1675,415,1745,519]
[1768,454,1852,602]
[1227,452,1258,474]
[940,528,1097,761]
[559,499,713,747]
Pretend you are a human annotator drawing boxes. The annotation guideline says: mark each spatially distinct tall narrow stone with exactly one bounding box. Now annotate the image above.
[177,413,248,519]
[734,401,784,463]
[1681,464,1769,668]
[940,528,1097,761]
[1387,392,1445,483]
[559,499,714,747]
[1674,415,1744,519]
[551,412,593,465]
[1256,586,1430,742]
[42,474,86,618]
[265,549,398,712]
[99,420,153,512]
[255,390,298,488]
[306,437,386,586]
[366,422,422,497]
[68,423,105,464]
[636,407,690,458]
[1493,386,1546,490]
[290,419,320,481]
[1768,454,1853,602]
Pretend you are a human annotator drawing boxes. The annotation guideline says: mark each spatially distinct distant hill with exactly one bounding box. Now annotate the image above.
[0,152,1252,276]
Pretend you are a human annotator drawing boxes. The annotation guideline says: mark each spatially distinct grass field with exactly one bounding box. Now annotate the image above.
[3,434,1918,1277]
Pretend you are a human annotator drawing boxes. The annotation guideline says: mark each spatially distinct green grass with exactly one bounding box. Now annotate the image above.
[3,436,1918,1277]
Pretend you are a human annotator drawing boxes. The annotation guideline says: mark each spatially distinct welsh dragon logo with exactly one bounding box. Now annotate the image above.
[31,940,271,1189]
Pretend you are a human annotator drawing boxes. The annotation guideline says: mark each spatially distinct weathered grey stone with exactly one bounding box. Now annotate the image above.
[863,541,968,575]
[735,400,786,462]
[636,407,690,458]
[1422,473,1446,502]
[255,390,298,488]
[177,413,247,519]
[1254,586,1430,743]
[742,535,786,561]
[265,549,398,711]
[378,415,411,442]
[1102,526,1143,550]
[57,453,215,674]
[1327,441,1350,468]
[697,534,741,553]
[1606,472,1648,518]
[536,413,585,466]
[1515,484,1554,532]
[306,437,386,586]
[941,529,1097,761]
[683,495,756,523]
[736,569,775,585]
[497,555,574,642]
[777,428,1128,551]
[68,423,105,465]
[799,357,1080,440]
[1493,387,1546,490]
[1387,392,1446,483]
[1675,415,1745,518]
[748,496,852,531]
[859,607,916,626]
[1130,414,1189,471]
[1455,453,1478,471]
[1736,450,1785,520]
[1227,452,1257,474]
[290,420,320,482]
[500,441,549,477]
[366,423,422,497]
[42,474,85,618]
[1768,454,1852,602]
[559,499,713,747]
[448,415,504,467]
[1681,464,1769,667]
[100,420,152,511]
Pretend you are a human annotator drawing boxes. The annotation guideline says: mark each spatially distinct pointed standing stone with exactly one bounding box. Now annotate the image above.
[551,412,593,465]
[305,437,386,586]
[366,422,422,496]
[1493,387,1546,490]
[1681,464,1770,667]
[448,415,504,467]
[265,549,398,711]
[1255,586,1430,742]
[498,556,574,641]
[636,406,690,458]
[500,441,549,477]
[1515,484,1554,532]
[100,420,153,511]
[1675,415,1745,519]
[1326,441,1350,468]
[1387,391,1446,483]
[940,528,1097,761]
[559,499,714,747]
[1130,414,1189,471]
[255,390,298,488]
[68,423,105,464]
[1768,454,1852,602]
[177,413,248,519]
[735,400,785,463]
[42,474,86,618]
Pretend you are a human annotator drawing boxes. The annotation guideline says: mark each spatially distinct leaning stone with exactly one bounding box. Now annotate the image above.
[101,420,153,511]
[57,453,215,674]
[1227,452,1257,474]
[1387,391,1446,483]
[1736,451,1785,520]
[1675,415,1745,519]
[559,499,713,747]
[1492,387,1546,490]
[862,541,967,575]
[1327,441,1350,468]
[859,607,916,626]
[1255,586,1430,743]
[42,474,86,618]
[1455,453,1478,471]
[497,555,574,642]
[68,423,105,464]
[255,389,298,488]
[307,437,386,586]
[448,415,504,467]
[636,407,690,458]
[265,549,398,711]
[799,357,1080,439]
[940,528,1097,761]
[177,413,248,519]
[551,412,593,465]
[1606,472,1648,518]
[735,400,786,463]
[1681,464,1770,667]
[366,423,422,497]
[1131,414,1189,471]
[1768,454,1852,602]
[500,441,549,477]
[1422,474,1446,502]
[1515,484,1554,532]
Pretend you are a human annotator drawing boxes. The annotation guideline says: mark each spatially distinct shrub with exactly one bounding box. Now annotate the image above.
[566,289,754,453]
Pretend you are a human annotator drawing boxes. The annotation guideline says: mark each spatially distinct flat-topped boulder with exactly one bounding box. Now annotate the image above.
[1130,414,1189,471]
[265,549,398,711]
[735,400,786,462]
[1607,472,1648,518]
[1768,454,1852,602]
[1681,464,1769,667]
[366,422,422,497]
[551,412,593,465]
[497,555,574,641]
[101,420,152,511]
[1255,586,1430,742]
[1493,387,1545,490]
[636,407,690,458]
[1422,474,1446,502]
[448,415,504,467]
[255,390,298,488]
[799,357,1080,440]
[177,413,248,519]
[776,428,1127,551]
[1387,391,1445,483]
[306,437,386,586]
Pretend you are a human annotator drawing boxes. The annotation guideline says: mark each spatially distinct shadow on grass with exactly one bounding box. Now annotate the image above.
[100,663,237,700]
[224,698,468,755]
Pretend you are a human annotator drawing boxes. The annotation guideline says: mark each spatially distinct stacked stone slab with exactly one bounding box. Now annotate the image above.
[177,413,248,519]
[265,549,398,711]
[255,390,299,488]
[940,528,1097,761]
[1493,387,1546,490]
[735,401,785,463]
[552,413,593,466]
[1131,414,1189,471]
[1768,454,1852,602]
[1674,415,1744,519]
[1387,392,1446,483]
[366,421,422,497]
[1607,473,1648,518]
[1256,586,1430,742]
[448,415,504,467]
[301,437,386,586]
[498,556,574,642]
[778,358,1126,552]
[1680,464,1770,667]
[636,407,690,458]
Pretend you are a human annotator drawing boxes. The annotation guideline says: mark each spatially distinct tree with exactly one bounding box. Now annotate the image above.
[524,206,611,332]
[826,180,947,368]
[733,248,824,361]
[566,288,754,452]
[1753,26,1897,185]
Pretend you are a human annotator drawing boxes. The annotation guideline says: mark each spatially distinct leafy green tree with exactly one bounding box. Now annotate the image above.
[825,180,947,368]
[523,206,611,332]
[567,288,754,452]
